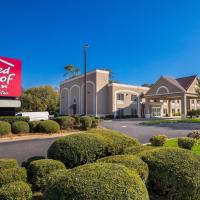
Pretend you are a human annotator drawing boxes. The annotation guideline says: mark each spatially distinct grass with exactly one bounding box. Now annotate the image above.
[164,138,200,156]
[143,118,200,125]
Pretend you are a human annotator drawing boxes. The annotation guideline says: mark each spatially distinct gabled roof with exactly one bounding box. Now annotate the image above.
[176,75,197,91]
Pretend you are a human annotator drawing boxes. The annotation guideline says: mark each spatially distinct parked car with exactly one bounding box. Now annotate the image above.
[15,112,49,121]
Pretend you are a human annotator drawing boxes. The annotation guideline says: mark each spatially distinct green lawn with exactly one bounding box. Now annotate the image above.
[143,118,200,125]
[164,138,200,156]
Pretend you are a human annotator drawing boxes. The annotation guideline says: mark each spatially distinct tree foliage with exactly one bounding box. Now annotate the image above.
[64,64,80,78]
[21,86,59,113]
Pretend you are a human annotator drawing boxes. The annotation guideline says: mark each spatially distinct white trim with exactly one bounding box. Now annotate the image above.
[60,88,69,115]
[114,90,139,117]
[61,69,109,85]
[145,91,185,97]
[0,58,14,67]
[156,86,170,94]
[108,83,149,91]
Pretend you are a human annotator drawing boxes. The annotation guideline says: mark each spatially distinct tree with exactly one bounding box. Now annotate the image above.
[21,86,59,114]
[64,65,80,78]
[196,78,200,97]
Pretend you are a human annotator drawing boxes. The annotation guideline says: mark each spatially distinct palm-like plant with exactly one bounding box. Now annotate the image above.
[64,65,81,78]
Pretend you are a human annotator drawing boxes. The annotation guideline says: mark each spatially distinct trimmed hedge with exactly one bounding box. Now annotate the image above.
[0,121,11,136]
[149,134,168,146]
[80,116,92,130]
[29,121,41,133]
[187,130,200,139]
[27,159,66,191]
[0,116,30,123]
[140,147,200,200]
[44,163,149,200]
[37,120,60,133]
[0,181,32,200]
[21,156,46,169]
[97,155,149,182]
[54,116,75,129]
[47,133,107,168]
[124,145,155,155]
[178,137,196,150]
[12,121,30,134]
[0,168,27,187]
[88,129,140,155]
[0,159,18,170]
[72,115,81,126]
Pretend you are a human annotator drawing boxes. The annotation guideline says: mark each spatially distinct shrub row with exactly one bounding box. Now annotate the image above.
[0,116,30,123]
[187,109,200,117]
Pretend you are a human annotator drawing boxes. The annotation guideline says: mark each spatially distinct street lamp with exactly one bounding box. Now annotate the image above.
[84,44,89,115]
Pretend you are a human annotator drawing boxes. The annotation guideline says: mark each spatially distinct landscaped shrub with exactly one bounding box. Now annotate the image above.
[27,159,66,191]
[54,116,75,129]
[178,137,196,150]
[149,134,168,146]
[91,117,100,128]
[80,115,92,130]
[0,121,11,136]
[88,129,140,155]
[187,130,200,139]
[0,168,27,187]
[37,120,60,133]
[47,133,107,168]
[140,147,200,200]
[0,159,18,170]
[0,116,30,123]
[187,109,200,117]
[72,115,81,126]
[11,121,30,134]
[29,121,41,133]
[43,163,149,200]
[124,145,155,155]
[0,181,32,200]
[32,192,43,200]
[21,156,46,169]
[97,155,149,182]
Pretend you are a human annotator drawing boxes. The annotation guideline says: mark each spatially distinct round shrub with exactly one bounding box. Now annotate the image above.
[141,147,200,200]
[88,129,140,155]
[187,130,200,139]
[91,117,100,128]
[97,155,149,182]
[54,116,75,129]
[72,115,81,126]
[38,120,60,133]
[0,181,32,200]
[80,115,92,130]
[0,168,27,187]
[27,159,66,191]
[124,145,155,155]
[178,137,196,150]
[44,163,149,200]
[0,121,11,136]
[21,156,46,169]
[11,121,30,134]
[0,159,18,170]
[149,134,168,146]
[47,133,107,168]
[29,121,41,133]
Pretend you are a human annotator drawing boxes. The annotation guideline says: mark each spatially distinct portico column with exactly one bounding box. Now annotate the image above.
[137,96,141,118]
[145,98,150,118]
[181,94,187,118]
[168,100,172,117]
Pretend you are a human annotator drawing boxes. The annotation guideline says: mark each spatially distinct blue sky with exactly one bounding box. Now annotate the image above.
[1,0,200,88]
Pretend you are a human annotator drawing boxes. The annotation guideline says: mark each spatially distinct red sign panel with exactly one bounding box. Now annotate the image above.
[0,57,22,97]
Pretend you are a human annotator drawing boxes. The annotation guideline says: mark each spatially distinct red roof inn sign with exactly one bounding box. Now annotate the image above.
[0,57,22,97]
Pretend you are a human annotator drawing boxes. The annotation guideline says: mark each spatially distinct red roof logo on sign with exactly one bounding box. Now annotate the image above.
[0,57,22,97]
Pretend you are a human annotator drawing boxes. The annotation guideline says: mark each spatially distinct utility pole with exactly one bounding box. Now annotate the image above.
[84,44,89,115]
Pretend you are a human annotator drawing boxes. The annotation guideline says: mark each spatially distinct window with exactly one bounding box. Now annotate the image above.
[177,100,180,104]
[172,100,175,104]
[117,93,124,101]
[131,108,137,117]
[172,109,175,113]
[197,100,200,105]
[117,109,124,116]
[177,109,180,113]
[131,95,136,101]
[163,108,167,114]
[191,100,195,105]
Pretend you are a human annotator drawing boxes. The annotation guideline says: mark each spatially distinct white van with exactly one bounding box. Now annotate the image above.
[15,112,49,121]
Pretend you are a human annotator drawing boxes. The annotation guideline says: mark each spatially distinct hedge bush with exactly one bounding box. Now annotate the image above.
[0,159,18,170]
[47,133,107,168]
[72,115,81,126]
[97,155,149,182]
[0,181,32,200]
[141,147,200,200]
[187,130,200,139]
[91,117,100,128]
[44,163,149,200]
[37,120,60,133]
[149,134,168,146]
[27,159,66,191]
[21,156,46,169]
[88,129,140,155]
[11,121,30,134]
[80,116,92,130]
[54,116,75,129]
[178,137,196,150]
[29,121,41,133]
[0,116,30,123]
[0,168,27,187]
[0,121,11,136]
[124,145,155,155]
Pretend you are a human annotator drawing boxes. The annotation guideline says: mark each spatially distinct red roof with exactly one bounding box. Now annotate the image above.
[176,75,197,90]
